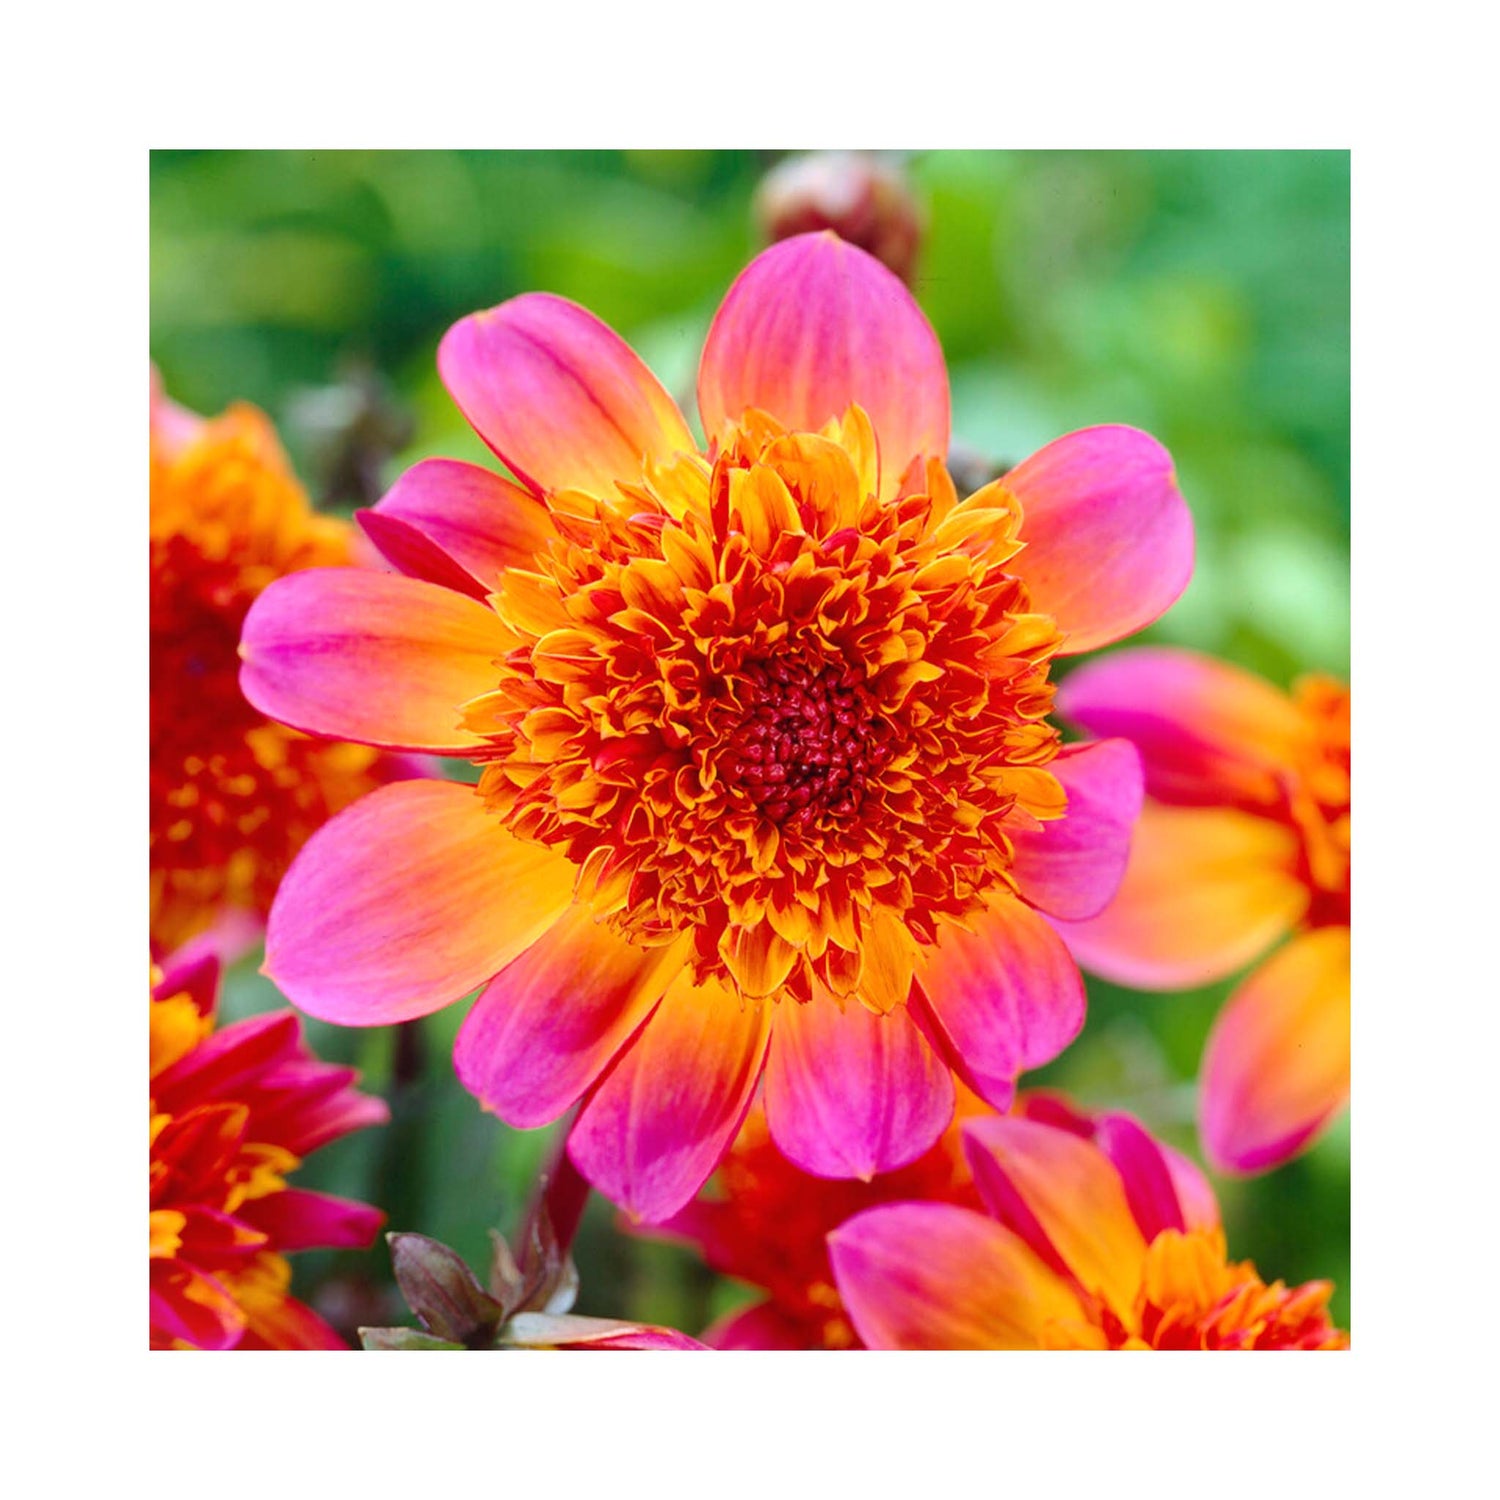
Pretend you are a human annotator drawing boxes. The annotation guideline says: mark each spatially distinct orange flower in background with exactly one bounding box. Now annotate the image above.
[149,374,415,953]
[828,1100,1347,1350]
[1053,649,1350,1174]
[149,952,388,1349]
[650,1086,990,1349]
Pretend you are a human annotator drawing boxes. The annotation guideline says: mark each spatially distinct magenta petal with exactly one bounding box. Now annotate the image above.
[567,976,772,1223]
[703,1301,812,1350]
[1091,1113,1186,1243]
[454,908,684,1130]
[437,294,694,498]
[236,1188,384,1252]
[1010,739,1144,920]
[240,568,511,754]
[697,232,949,498]
[763,996,954,1180]
[263,779,577,1025]
[916,897,1086,1107]
[502,1312,706,1350]
[1005,426,1193,654]
[360,458,553,600]
[1056,646,1309,806]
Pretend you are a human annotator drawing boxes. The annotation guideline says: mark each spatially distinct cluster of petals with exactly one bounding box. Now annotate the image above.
[149,375,415,954]
[828,1095,1348,1350]
[1055,649,1350,1173]
[149,951,388,1349]
[241,231,1193,1223]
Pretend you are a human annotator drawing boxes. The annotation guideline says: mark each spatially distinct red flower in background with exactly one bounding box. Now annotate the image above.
[149,953,388,1349]
[150,374,415,954]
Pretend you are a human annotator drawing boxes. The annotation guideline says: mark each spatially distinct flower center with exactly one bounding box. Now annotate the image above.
[719,657,893,825]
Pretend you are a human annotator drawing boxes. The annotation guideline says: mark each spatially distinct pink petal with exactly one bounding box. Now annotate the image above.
[762,994,954,1180]
[1002,426,1193,654]
[1051,802,1309,990]
[915,896,1086,1108]
[962,1116,1147,1319]
[1201,925,1351,1174]
[455,909,685,1129]
[703,1301,813,1350]
[1057,646,1310,806]
[1009,739,1144,921]
[264,779,577,1025]
[501,1312,706,1350]
[697,232,949,499]
[567,974,772,1223]
[236,1188,384,1252]
[240,568,510,754]
[358,458,554,601]
[828,1202,1083,1350]
[437,293,695,498]
[1090,1113,1187,1244]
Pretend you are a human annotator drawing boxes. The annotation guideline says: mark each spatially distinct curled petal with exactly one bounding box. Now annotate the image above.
[962,1116,1147,1320]
[235,1189,384,1253]
[916,896,1086,1108]
[1010,739,1144,921]
[264,780,577,1025]
[568,974,772,1223]
[1057,646,1310,807]
[360,459,554,600]
[455,911,685,1129]
[1054,801,1310,990]
[240,569,512,754]
[829,1202,1082,1350]
[1201,926,1351,1174]
[1001,426,1193,654]
[438,293,694,498]
[1090,1114,1187,1244]
[763,993,954,1180]
[697,232,949,499]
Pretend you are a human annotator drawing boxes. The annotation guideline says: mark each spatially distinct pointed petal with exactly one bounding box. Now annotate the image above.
[359,459,554,600]
[763,994,954,1180]
[1010,739,1144,921]
[1201,926,1351,1174]
[568,974,772,1223]
[917,897,1085,1108]
[264,780,577,1024]
[455,910,685,1129]
[697,232,949,499]
[1057,646,1310,806]
[1053,802,1309,990]
[235,1189,384,1252]
[1003,426,1192,653]
[829,1202,1082,1350]
[438,293,694,498]
[962,1116,1147,1319]
[1090,1113,1187,1243]
[240,568,510,753]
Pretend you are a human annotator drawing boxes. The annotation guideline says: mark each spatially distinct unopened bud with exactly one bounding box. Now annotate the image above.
[755,152,924,284]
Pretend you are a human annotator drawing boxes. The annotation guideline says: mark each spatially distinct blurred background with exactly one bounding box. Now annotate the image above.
[151,148,1351,1338]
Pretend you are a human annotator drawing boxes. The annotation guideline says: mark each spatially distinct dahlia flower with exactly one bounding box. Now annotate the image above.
[150,374,414,952]
[649,1090,988,1348]
[829,1101,1348,1350]
[241,231,1193,1221]
[1053,649,1350,1173]
[150,952,388,1349]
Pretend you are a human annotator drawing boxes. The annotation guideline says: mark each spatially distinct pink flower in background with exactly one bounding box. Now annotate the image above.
[240,231,1192,1221]
[1054,649,1350,1174]
[829,1099,1348,1350]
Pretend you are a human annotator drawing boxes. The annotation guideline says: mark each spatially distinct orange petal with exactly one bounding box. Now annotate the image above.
[1054,802,1310,990]
[1201,925,1351,1174]
[963,1116,1147,1321]
[264,780,577,1024]
[239,568,510,754]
